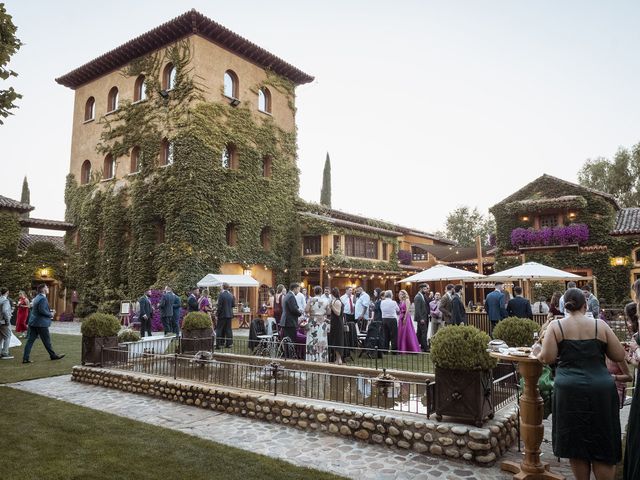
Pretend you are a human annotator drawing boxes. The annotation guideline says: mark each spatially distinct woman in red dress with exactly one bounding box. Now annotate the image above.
[15,291,30,337]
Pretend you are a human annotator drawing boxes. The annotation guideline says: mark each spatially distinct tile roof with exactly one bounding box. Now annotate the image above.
[56,9,314,89]
[299,212,402,236]
[19,217,75,231]
[0,195,34,213]
[19,234,66,251]
[611,208,640,235]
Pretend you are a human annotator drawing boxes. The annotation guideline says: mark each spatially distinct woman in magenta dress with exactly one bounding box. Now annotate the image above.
[397,290,421,353]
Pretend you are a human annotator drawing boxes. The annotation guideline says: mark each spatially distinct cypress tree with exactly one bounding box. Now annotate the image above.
[20,175,30,218]
[320,153,331,208]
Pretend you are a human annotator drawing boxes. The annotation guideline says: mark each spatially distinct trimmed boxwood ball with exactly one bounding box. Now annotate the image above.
[182,312,212,331]
[118,328,141,343]
[430,325,497,371]
[492,317,540,348]
[81,313,121,337]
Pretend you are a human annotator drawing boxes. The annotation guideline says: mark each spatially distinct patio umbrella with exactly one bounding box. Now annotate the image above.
[398,264,486,283]
[487,262,583,281]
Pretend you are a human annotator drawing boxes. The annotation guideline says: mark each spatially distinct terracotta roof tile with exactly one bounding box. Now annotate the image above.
[19,218,75,231]
[611,208,640,235]
[19,234,66,251]
[0,195,34,213]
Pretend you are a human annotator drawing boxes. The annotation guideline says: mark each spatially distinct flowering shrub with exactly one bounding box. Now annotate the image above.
[397,249,412,265]
[510,224,589,248]
[148,289,186,332]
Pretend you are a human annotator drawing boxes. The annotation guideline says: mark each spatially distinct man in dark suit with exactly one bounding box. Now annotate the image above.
[159,286,175,335]
[507,286,533,319]
[439,284,454,325]
[451,285,467,325]
[485,282,507,334]
[280,282,301,346]
[22,284,65,363]
[413,283,430,351]
[216,282,235,347]
[172,292,182,335]
[187,287,200,312]
[138,290,153,337]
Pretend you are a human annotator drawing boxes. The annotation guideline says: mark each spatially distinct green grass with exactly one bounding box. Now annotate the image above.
[0,333,81,383]
[0,387,345,480]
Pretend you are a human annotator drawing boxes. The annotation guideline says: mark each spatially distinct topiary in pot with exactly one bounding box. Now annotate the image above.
[430,325,497,426]
[492,317,540,348]
[118,328,141,343]
[181,312,213,353]
[81,313,121,366]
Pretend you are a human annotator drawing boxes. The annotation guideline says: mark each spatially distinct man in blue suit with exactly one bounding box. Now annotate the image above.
[138,290,153,337]
[485,282,507,335]
[158,286,175,335]
[507,286,533,319]
[22,284,65,363]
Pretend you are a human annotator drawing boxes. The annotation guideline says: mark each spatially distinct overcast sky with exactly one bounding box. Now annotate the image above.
[2,0,640,237]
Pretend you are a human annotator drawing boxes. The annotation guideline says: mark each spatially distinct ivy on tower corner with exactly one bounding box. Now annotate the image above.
[65,42,300,316]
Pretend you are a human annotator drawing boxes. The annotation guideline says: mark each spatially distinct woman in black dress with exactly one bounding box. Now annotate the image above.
[327,287,344,365]
[539,288,626,480]
[624,294,640,480]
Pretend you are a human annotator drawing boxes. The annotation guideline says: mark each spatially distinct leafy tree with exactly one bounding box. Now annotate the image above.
[320,152,331,207]
[440,206,495,247]
[577,143,640,207]
[0,2,22,125]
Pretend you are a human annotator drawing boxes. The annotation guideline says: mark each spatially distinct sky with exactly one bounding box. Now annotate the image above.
[2,0,640,237]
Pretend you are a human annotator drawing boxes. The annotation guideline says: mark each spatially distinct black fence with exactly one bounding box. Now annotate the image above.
[491,363,519,413]
[101,347,433,415]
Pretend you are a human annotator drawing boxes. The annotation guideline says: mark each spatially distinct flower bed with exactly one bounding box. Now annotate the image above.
[510,224,589,248]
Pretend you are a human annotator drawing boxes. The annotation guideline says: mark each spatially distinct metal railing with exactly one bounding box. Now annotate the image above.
[101,347,432,415]
[491,363,519,412]
[212,336,433,373]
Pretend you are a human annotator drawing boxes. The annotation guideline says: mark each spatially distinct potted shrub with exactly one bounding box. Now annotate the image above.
[118,328,141,344]
[181,312,213,353]
[81,313,121,365]
[430,325,497,427]
[492,316,540,347]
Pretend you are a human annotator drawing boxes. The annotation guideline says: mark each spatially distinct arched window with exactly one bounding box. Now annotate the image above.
[81,160,92,185]
[258,87,271,113]
[221,144,238,170]
[161,139,174,166]
[163,63,176,90]
[107,87,119,112]
[133,75,146,102]
[84,97,95,121]
[103,154,115,179]
[226,223,238,247]
[224,70,238,98]
[130,147,141,173]
[260,227,271,251]
[154,219,166,245]
[262,155,272,178]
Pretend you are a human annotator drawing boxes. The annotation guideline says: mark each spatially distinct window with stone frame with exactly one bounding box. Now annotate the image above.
[303,235,321,255]
[539,214,558,229]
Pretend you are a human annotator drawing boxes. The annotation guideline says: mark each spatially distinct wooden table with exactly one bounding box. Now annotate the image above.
[234,312,251,329]
[490,351,564,480]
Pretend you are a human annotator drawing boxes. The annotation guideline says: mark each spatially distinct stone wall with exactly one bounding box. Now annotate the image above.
[72,366,518,466]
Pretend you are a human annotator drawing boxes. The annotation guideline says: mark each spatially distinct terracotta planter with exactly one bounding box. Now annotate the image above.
[434,367,494,427]
[180,327,214,353]
[81,336,119,366]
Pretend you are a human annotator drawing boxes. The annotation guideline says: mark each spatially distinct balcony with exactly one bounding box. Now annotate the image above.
[510,224,589,250]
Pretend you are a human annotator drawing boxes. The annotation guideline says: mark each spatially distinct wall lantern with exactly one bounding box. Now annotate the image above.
[243,268,252,276]
[568,212,577,219]
[39,268,50,278]
[521,215,529,221]
[610,257,628,267]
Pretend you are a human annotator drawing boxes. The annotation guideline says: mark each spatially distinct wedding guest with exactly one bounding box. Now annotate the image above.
[380,290,399,352]
[267,288,275,317]
[323,287,331,301]
[439,284,454,325]
[274,284,285,323]
[22,284,65,363]
[539,288,625,480]
[159,286,175,335]
[507,286,533,319]
[397,290,420,353]
[582,285,600,318]
[429,293,443,345]
[623,297,640,480]
[172,291,182,335]
[216,283,235,348]
[280,283,302,347]
[354,286,370,333]
[328,287,345,364]
[341,286,356,324]
[15,290,30,338]
[71,289,79,315]
[413,283,430,352]
[295,286,307,312]
[549,291,563,317]
[198,291,212,316]
[451,285,466,325]
[0,287,12,359]
[485,282,507,331]
[138,290,153,337]
[305,286,330,362]
[558,281,577,314]
[187,287,200,312]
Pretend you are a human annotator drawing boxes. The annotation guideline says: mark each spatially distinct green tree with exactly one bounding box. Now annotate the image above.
[578,143,640,207]
[441,206,495,247]
[320,152,331,207]
[0,3,22,125]
[20,175,29,218]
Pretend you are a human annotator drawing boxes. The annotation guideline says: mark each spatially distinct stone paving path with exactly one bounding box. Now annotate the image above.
[9,375,630,479]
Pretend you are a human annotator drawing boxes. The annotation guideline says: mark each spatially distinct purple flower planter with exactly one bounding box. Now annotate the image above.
[510,224,589,248]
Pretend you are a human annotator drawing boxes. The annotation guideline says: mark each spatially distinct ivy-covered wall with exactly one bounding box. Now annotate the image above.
[65,42,300,315]
[490,176,636,303]
[0,211,29,292]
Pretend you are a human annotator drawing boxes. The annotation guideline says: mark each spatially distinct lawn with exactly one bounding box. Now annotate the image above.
[0,333,81,384]
[0,387,345,480]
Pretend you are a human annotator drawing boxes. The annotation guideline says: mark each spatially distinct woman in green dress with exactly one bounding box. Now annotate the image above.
[624,296,640,480]
[539,288,626,480]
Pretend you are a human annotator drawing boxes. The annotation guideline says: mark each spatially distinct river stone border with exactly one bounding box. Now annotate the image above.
[71,366,518,466]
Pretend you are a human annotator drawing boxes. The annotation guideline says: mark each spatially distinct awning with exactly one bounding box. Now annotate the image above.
[197,274,259,288]
[398,264,486,283]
